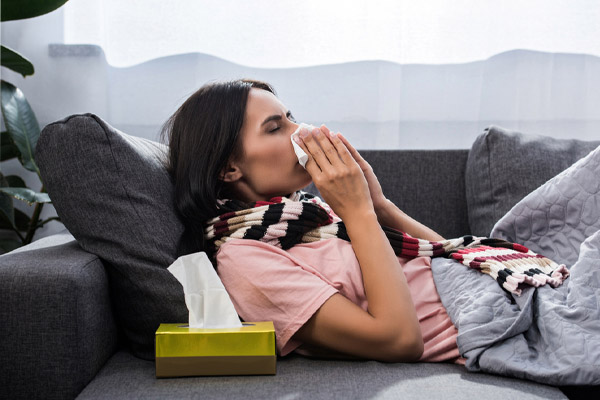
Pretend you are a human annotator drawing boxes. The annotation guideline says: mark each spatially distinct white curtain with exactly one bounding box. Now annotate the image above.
[64,0,600,68]
[2,0,599,240]
[58,0,600,148]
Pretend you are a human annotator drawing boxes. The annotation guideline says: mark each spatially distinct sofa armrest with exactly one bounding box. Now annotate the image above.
[0,233,118,400]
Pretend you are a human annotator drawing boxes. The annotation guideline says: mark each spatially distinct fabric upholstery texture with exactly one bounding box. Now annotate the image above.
[76,351,565,400]
[306,150,471,239]
[35,113,188,360]
[4,227,74,253]
[465,126,600,237]
[492,144,600,267]
[0,236,117,400]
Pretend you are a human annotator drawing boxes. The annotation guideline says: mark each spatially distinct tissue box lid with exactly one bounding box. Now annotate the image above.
[155,321,275,357]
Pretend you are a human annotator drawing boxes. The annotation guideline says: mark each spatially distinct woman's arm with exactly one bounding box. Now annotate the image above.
[375,200,445,241]
[292,126,423,362]
[336,133,444,241]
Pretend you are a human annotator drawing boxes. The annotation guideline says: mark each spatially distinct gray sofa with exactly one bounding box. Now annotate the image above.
[2,114,598,399]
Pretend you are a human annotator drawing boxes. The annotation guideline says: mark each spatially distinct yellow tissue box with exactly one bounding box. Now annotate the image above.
[155,322,276,378]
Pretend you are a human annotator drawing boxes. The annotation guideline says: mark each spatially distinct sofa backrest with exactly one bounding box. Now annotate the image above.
[364,150,470,239]
[305,150,471,239]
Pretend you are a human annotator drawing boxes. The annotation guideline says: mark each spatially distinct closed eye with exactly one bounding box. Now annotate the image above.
[268,111,296,133]
[286,110,296,123]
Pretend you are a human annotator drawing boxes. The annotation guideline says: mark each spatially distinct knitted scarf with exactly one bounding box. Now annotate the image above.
[205,191,569,295]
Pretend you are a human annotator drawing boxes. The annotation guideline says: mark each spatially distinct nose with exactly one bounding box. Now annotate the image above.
[289,124,302,143]
[290,122,300,136]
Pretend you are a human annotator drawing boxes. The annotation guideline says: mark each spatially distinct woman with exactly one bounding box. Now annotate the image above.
[162,78,464,363]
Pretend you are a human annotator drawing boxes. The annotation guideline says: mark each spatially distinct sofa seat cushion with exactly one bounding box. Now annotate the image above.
[466,126,600,237]
[35,113,188,360]
[77,351,566,399]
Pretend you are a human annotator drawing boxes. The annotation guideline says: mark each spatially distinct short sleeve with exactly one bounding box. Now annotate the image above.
[216,239,339,355]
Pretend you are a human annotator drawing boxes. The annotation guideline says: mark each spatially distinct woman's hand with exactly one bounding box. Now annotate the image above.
[303,127,443,240]
[313,126,392,220]
[333,131,389,214]
[294,125,373,222]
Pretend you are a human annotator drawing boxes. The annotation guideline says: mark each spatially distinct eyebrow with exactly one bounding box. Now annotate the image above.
[261,110,293,126]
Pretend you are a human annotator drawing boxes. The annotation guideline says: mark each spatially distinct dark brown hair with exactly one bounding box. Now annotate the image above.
[161,79,276,255]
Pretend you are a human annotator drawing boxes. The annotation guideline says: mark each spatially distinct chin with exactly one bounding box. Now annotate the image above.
[300,168,313,183]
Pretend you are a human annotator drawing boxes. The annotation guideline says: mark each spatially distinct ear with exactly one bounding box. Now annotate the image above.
[220,163,243,183]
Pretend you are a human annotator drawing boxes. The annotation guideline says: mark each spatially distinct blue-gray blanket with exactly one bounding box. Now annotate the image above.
[431,144,600,386]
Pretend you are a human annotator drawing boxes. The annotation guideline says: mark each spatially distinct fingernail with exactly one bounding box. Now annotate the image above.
[313,127,322,137]
[299,128,309,138]
[329,130,338,139]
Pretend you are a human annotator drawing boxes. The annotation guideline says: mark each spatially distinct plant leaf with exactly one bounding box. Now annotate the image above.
[5,175,26,187]
[1,0,70,22]
[13,208,30,231]
[1,130,21,161]
[0,80,41,174]
[0,46,34,77]
[0,214,14,230]
[0,187,50,205]
[0,208,29,231]
[0,172,15,227]
[0,238,22,254]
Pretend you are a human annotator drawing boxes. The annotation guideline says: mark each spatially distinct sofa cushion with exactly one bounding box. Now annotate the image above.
[364,150,471,239]
[465,126,600,237]
[0,235,117,400]
[77,351,566,399]
[491,144,600,267]
[35,113,188,360]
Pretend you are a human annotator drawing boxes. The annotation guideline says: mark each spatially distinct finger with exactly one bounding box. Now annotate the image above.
[326,130,356,166]
[294,128,323,173]
[301,127,336,170]
[312,126,347,168]
[319,124,335,139]
[338,133,366,164]
[318,124,345,164]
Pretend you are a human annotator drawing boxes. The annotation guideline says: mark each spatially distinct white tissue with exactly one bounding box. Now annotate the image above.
[168,252,242,329]
[290,123,314,169]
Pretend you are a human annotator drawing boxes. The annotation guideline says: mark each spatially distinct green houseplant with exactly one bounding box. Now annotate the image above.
[0,0,69,253]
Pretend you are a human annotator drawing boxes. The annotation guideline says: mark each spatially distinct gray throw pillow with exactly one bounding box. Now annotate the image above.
[36,113,188,360]
[491,144,600,267]
[466,126,600,237]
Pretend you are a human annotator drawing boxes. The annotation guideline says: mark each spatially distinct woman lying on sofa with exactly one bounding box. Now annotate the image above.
[161,79,599,384]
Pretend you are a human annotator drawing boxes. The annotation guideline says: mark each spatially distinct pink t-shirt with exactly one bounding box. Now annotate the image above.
[216,237,461,362]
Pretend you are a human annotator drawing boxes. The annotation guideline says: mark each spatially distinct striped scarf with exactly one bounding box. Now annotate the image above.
[205,191,569,295]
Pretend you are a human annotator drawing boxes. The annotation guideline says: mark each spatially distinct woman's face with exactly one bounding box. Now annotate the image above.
[224,88,312,202]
